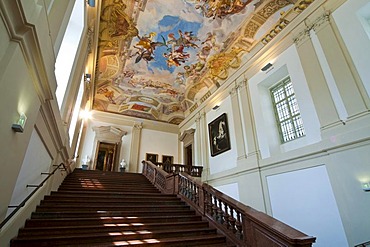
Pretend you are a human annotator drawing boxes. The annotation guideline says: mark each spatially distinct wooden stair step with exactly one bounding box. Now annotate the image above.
[49,190,166,197]
[17,221,210,237]
[35,204,190,212]
[40,199,185,205]
[30,209,197,219]
[11,230,224,247]
[43,194,180,202]
[25,215,202,227]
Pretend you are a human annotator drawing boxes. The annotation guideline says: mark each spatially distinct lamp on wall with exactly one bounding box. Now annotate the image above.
[362,182,370,192]
[261,63,273,72]
[12,113,27,133]
[85,73,91,83]
[87,0,95,7]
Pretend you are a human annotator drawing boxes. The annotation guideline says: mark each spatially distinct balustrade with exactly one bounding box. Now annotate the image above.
[142,160,315,246]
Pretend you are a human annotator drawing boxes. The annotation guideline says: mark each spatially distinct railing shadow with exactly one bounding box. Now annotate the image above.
[142,160,316,247]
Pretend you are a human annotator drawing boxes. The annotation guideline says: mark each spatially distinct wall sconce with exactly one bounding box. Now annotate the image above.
[12,113,27,133]
[212,105,220,110]
[362,182,370,192]
[85,74,91,83]
[261,63,273,72]
[87,0,95,7]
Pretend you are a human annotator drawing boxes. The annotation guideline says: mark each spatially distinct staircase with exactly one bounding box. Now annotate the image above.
[10,169,233,246]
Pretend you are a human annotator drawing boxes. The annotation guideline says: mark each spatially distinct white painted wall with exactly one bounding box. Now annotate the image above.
[139,128,179,171]
[333,0,370,98]
[324,144,370,246]
[215,183,239,201]
[267,165,348,247]
[8,129,52,213]
[207,96,238,175]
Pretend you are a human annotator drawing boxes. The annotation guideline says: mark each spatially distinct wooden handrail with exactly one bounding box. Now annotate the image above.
[151,162,203,177]
[0,162,68,229]
[142,160,316,247]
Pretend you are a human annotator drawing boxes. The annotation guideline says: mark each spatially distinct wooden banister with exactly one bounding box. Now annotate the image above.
[142,160,316,247]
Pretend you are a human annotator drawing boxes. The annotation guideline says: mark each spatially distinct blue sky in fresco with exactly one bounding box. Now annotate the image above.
[149,15,201,73]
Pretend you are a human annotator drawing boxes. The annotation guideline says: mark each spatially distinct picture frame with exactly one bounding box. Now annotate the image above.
[208,113,231,157]
[146,153,158,163]
[162,155,174,164]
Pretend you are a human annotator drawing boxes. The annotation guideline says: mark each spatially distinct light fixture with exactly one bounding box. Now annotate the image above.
[261,63,273,72]
[212,105,220,110]
[362,182,370,192]
[85,74,91,83]
[12,113,27,133]
[87,0,95,7]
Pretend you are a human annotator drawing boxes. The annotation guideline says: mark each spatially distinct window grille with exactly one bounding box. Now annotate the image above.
[270,76,305,143]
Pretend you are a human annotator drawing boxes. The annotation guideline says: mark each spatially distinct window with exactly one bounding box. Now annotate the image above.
[55,0,84,109]
[270,76,305,143]
[68,75,84,146]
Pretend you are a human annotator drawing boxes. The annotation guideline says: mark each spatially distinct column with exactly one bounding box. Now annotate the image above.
[129,122,142,173]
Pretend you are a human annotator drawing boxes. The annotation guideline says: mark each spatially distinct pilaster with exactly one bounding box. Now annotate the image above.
[129,122,142,173]
[312,13,368,120]
[293,21,340,129]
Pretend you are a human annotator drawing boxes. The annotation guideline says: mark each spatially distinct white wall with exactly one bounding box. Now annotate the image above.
[8,129,52,212]
[139,128,179,171]
[267,165,348,247]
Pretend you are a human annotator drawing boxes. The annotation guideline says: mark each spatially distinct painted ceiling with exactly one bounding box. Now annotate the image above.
[93,0,310,124]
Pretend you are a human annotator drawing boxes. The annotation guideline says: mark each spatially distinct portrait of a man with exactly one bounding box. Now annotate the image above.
[208,113,231,156]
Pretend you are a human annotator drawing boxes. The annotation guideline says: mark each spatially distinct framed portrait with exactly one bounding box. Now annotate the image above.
[208,113,231,157]
[146,153,158,163]
[162,155,174,164]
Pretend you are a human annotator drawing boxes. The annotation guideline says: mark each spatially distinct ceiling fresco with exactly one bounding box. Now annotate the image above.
[93,0,311,124]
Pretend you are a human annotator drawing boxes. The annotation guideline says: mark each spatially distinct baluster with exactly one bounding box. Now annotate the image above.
[229,207,237,233]
[217,200,224,224]
[212,196,218,219]
[204,191,210,214]
[195,185,199,206]
[235,211,243,240]
[223,203,230,228]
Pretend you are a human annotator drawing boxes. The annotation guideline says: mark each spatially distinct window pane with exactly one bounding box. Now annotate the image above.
[271,76,305,143]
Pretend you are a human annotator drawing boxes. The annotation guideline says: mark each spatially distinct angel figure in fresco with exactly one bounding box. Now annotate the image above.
[131,32,167,63]
[163,45,190,67]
